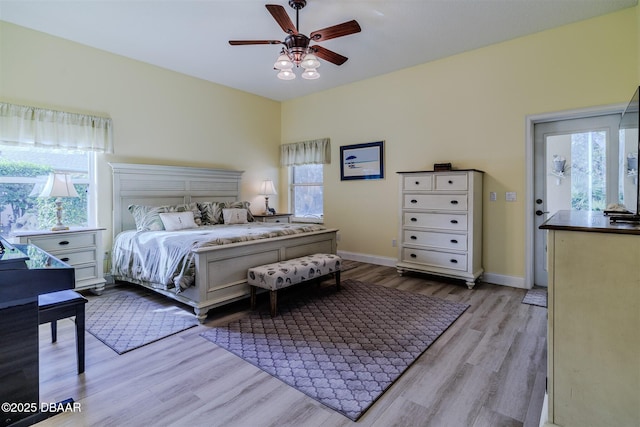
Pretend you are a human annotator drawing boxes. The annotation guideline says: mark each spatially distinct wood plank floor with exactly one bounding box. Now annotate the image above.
[35,261,547,427]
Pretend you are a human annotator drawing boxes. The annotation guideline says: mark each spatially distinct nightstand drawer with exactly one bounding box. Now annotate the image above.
[25,233,97,252]
[75,264,99,281]
[53,249,98,266]
[261,216,290,223]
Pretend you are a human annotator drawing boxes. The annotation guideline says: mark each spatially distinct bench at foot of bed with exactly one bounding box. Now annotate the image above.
[247,253,342,317]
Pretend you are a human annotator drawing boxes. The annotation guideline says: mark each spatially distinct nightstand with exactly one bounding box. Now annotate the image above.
[10,227,106,294]
[253,213,293,223]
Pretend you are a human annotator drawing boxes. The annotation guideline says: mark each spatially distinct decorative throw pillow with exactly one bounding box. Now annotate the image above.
[167,202,202,226]
[198,201,223,225]
[128,204,168,231]
[159,211,198,231]
[222,208,248,224]
[223,201,254,222]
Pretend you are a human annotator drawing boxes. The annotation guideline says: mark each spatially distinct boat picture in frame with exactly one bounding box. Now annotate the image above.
[340,141,385,181]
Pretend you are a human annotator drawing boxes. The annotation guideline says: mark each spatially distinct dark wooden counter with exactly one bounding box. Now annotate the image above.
[540,210,640,235]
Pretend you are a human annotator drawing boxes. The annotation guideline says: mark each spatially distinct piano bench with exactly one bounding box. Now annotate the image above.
[38,290,88,375]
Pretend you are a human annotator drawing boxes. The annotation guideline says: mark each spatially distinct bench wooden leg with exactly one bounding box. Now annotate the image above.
[50,321,57,343]
[250,286,257,310]
[336,271,341,291]
[269,290,277,317]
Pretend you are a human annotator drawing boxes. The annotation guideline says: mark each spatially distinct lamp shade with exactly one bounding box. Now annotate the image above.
[259,179,277,196]
[39,172,79,198]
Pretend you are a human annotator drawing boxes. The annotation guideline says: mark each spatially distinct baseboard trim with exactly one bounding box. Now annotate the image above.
[337,250,397,267]
[337,251,527,289]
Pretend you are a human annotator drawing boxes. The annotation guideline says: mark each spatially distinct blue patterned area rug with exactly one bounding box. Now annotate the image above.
[85,287,198,354]
[200,279,469,421]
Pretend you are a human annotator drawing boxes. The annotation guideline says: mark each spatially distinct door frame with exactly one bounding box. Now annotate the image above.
[524,103,625,288]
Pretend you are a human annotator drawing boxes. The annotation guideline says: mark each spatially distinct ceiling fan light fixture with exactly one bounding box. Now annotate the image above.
[274,52,294,70]
[301,68,320,80]
[300,53,320,69]
[277,69,296,80]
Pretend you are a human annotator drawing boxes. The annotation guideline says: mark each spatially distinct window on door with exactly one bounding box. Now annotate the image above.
[290,163,323,222]
[0,145,95,234]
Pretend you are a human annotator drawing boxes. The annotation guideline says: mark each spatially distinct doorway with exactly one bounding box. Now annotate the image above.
[531,111,625,287]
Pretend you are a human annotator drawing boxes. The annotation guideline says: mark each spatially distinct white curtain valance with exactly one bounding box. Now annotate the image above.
[0,102,113,153]
[280,138,330,166]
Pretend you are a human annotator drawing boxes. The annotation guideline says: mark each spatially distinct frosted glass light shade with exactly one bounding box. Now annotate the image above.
[301,68,320,80]
[277,69,296,80]
[300,54,320,69]
[274,53,293,70]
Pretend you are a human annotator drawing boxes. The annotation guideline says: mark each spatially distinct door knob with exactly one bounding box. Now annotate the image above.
[535,210,549,216]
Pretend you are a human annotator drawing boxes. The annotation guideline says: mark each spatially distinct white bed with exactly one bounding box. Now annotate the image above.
[110,163,338,322]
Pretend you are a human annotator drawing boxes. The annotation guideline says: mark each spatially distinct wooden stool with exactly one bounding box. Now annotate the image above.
[38,290,88,374]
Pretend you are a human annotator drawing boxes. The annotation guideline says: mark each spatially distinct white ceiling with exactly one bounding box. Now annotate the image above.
[0,0,637,102]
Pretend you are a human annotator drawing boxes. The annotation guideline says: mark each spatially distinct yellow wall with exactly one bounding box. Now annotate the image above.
[0,21,282,248]
[282,8,638,282]
[1,6,638,283]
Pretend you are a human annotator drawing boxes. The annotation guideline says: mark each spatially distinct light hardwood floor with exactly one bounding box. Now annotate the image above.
[36,261,547,427]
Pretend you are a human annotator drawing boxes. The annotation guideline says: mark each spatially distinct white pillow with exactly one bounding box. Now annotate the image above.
[222,208,249,224]
[159,211,198,231]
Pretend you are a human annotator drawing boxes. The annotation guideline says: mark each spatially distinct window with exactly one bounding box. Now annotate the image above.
[0,145,94,234]
[291,164,323,221]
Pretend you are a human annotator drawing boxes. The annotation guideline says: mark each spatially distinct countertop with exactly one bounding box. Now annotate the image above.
[540,210,640,235]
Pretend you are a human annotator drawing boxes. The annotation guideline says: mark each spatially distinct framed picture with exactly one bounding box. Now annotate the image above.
[340,141,385,181]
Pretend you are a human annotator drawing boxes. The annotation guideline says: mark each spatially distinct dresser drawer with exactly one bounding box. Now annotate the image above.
[435,174,468,191]
[403,212,467,230]
[26,232,97,252]
[403,230,468,251]
[403,175,432,191]
[404,194,467,210]
[402,248,467,271]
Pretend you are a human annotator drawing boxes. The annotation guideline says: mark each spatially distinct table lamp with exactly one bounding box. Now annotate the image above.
[259,179,277,215]
[39,172,79,231]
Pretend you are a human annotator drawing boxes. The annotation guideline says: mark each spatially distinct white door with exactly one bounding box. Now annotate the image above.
[533,114,625,287]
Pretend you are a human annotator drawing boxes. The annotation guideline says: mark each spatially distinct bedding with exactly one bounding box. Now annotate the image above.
[112,222,327,292]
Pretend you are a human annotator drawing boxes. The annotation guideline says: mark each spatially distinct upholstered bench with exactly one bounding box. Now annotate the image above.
[247,253,342,317]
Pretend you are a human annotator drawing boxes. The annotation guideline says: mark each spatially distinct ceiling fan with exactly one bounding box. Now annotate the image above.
[229,0,361,80]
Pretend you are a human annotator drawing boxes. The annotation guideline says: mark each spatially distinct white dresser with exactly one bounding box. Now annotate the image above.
[11,227,106,293]
[396,170,483,289]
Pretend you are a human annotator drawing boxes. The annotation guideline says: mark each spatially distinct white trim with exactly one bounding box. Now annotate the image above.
[337,250,397,267]
[481,272,526,289]
[524,103,626,289]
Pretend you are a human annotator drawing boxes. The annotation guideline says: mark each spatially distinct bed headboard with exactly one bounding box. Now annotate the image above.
[110,163,244,236]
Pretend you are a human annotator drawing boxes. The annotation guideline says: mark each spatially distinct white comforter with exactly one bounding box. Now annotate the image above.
[111,222,326,291]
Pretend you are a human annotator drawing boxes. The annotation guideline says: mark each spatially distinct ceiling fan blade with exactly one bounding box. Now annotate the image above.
[229,40,282,46]
[312,45,348,66]
[266,4,297,35]
[310,20,361,42]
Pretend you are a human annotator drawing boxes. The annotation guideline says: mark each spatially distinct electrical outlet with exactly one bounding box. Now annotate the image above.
[392,239,397,247]
[506,191,517,202]
[490,192,497,201]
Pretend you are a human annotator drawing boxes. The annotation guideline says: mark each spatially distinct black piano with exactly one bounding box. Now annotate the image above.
[0,236,74,427]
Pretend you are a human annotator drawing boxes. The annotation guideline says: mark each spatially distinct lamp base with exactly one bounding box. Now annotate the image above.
[51,225,69,231]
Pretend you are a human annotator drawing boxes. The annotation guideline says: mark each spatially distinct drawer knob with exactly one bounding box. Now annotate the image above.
[450,200,459,205]
[410,217,418,222]
[410,235,417,240]
[410,253,417,258]
[450,239,458,244]
[415,181,420,185]
[410,199,417,204]
[58,240,70,246]
[448,180,453,184]
[450,219,458,224]
[60,257,70,262]
[450,259,458,264]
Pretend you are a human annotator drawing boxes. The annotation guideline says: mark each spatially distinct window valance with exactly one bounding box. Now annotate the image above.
[0,102,113,153]
[280,138,330,166]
